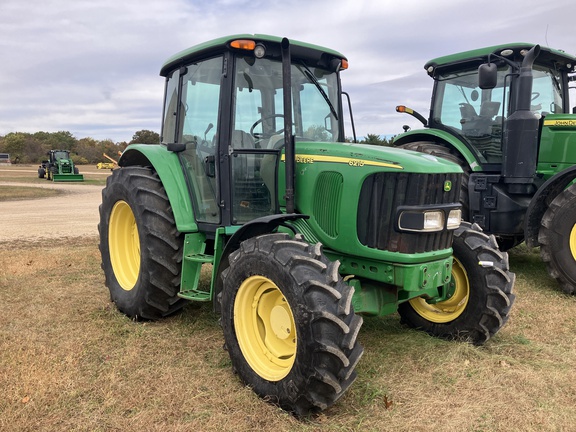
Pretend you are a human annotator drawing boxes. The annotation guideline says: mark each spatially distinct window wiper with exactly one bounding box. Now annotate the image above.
[299,63,339,120]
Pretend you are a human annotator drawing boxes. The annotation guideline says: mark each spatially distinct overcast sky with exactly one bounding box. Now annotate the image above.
[1,0,574,142]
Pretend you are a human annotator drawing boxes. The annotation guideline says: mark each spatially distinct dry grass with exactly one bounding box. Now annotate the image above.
[1,239,575,431]
[0,164,109,186]
[0,186,61,201]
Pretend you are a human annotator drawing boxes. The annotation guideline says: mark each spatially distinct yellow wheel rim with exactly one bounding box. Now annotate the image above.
[409,257,469,323]
[570,224,576,261]
[234,275,297,381]
[109,200,140,291]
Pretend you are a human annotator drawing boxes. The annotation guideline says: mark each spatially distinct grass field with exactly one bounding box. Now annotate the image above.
[0,164,109,186]
[1,236,575,431]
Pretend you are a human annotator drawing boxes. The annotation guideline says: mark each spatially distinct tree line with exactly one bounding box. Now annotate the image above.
[0,130,160,164]
[358,134,395,146]
[0,129,393,165]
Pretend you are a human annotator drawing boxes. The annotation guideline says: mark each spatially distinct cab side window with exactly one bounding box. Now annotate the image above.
[178,57,223,223]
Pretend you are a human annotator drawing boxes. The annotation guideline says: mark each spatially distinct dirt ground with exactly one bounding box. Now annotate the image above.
[0,165,109,242]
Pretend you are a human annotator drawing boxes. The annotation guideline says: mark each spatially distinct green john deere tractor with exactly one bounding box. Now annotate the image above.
[38,149,84,181]
[99,35,514,415]
[395,43,576,294]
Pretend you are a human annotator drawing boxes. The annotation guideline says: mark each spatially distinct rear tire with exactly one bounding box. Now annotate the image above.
[219,233,363,416]
[398,222,515,345]
[99,166,187,319]
[539,183,576,294]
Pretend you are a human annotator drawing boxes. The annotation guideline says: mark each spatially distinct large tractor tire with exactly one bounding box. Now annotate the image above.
[398,222,515,345]
[539,183,576,294]
[219,233,363,416]
[99,166,187,319]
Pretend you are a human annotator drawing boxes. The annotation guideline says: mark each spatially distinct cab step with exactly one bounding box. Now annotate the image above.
[178,252,214,302]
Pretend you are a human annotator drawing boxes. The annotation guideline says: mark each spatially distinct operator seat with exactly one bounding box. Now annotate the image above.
[231,130,255,149]
[479,101,500,118]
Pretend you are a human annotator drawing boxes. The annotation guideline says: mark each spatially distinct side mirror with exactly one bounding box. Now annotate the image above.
[167,143,186,152]
[478,63,498,89]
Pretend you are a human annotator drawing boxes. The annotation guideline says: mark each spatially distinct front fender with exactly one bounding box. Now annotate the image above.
[119,144,197,233]
[525,165,576,247]
[394,129,482,171]
[212,213,309,314]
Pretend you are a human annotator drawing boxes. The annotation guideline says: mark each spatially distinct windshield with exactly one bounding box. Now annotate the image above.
[433,63,566,163]
[233,56,341,148]
[53,151,70,161]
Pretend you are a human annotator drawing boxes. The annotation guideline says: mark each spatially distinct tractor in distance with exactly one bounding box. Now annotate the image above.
[38,149,84,181]
[395,43,576,294]
[99,35,514,416]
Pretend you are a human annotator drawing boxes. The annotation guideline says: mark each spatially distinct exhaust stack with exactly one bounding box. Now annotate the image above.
[501,45,541,190]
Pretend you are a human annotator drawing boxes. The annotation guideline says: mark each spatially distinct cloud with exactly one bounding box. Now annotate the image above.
[0,0,574,141]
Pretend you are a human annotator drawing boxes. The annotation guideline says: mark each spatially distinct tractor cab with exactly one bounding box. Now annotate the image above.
[158,36,345,228]
[420,43,576,171]
[50,150,72,163]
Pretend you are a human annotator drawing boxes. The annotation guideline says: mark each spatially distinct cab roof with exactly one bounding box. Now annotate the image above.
[424,42,576,75]
[160,34,347,77]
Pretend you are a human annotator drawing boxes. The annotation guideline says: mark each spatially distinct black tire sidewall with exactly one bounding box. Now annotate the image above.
[447,230,491,330]
[398,222,512,343]
[99,168,154,317]
[221,249,316,405]
[541,187,576,287]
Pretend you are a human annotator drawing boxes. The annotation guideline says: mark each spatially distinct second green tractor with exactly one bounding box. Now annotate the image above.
[396,42,576,294]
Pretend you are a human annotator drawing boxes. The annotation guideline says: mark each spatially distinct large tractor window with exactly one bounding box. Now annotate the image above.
[230,56,341,223]
[161,68,179,144]
[531,65,564,115]
[434,67,508,163]
[295,64,340,142]
[434,62,568,164]
[178,56,223,223]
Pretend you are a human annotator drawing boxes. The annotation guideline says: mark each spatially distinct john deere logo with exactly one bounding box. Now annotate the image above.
[444,180,452,192]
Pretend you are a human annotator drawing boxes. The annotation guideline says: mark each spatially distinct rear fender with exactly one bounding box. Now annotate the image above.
[525,165,576,247]
[394,129,482,171]
[119,145,197,233]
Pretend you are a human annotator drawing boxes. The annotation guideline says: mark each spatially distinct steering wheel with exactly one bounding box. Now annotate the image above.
[250,114,285,140]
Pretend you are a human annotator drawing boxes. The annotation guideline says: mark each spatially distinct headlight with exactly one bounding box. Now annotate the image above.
[423,211,445,231]
[397,206,461,233]
[398,210,444,232]
[447,209,462,230]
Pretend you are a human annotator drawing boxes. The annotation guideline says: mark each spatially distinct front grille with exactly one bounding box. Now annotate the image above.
[357,172,461,253]
[313,171,343,237]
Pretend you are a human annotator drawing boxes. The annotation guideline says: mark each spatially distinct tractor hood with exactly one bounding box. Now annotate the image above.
[291,141,463,174]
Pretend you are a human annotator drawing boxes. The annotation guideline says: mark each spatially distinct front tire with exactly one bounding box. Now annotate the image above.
[220,233,363,416]
[99,166,187,319]
[539,183,576,294]
[398,222,515,345]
